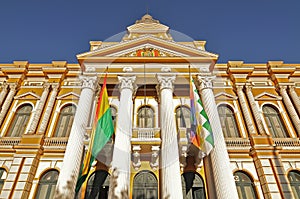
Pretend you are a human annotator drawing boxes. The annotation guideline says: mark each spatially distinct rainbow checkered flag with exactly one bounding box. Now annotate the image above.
[190,77,214,156]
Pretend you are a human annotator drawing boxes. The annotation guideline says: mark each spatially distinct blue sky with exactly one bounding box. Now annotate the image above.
[0,0,299,63]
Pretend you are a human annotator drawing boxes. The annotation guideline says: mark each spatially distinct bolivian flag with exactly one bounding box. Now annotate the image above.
[75,73,114,193]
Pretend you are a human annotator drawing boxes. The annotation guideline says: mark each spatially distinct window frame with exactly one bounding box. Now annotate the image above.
[262,105,288,138]
[234,171,258,199]
[217,105,240,138]
[0,168,7,193]
[35,170,59,199]
[7,104,33,137]
[137,106,155,128]
[175,105,191,129]
[132,170,158,199]
[288,170,300,199]
[54,104,76,137]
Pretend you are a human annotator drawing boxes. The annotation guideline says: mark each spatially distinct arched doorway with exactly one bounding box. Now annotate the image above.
[133,170,158,199]
[181,172,206,199]
[85,170,110,199]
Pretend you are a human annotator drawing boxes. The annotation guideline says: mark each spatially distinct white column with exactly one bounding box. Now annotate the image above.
[38,83,59,134]
[156,69,183,199]
[109,73,136,198]
[27,83,50,134]
[54,74,97,199]
[246,85,266,135]
[110,76,136,198]
[289,86,300,117]
[0,83,18,126]
[197,75,239,199]
[0,83,8,107]
[235,85,257,135]
[279,86,300,135]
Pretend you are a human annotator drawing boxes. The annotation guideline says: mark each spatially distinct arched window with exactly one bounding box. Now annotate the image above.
[110,106,117,128]
[175,106,191,129]
[288,170,300,199]
[85,170,110,199]
[133,170,158,199]
[234,171,258,199]
[263,105,288,138]
[181,172,206,199]
[137,106,154,128]
[7,104,33,137]
[217,105,240,138]
[54,105,76,137]
[0,168,7,193]
[35,170,59,199]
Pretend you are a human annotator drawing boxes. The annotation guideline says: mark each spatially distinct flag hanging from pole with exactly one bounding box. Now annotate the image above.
[75,72,114,193]
[190,77,214,156]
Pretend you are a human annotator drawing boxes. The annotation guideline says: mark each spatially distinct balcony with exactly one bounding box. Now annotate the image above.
[273,138,300,148]
[131,128,161,142]
[43,137,68,150]
[0,137,21,148]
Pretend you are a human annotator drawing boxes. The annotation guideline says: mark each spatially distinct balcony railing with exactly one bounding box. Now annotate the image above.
[273,138,300,147]
[132,128,161,142]
[0,137,21,147]
[225,138,251,148]
[43,137,69,149]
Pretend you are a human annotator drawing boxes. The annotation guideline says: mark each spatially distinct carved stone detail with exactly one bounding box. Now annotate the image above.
[150,146,160,170]
[156,75,176,91]
[197,75,215,90]
[118,76,137,92]
[80,75,97,90]
[132,145,141,170]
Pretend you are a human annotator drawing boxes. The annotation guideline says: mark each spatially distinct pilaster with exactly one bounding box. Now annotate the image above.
[0,83,8,107]
[289,86,300,116]
[0,83,18,126]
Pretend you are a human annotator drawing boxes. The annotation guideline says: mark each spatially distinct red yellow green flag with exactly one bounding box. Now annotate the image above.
[75,73,114,193]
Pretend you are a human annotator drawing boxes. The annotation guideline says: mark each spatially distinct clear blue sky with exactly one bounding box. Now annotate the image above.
[0,0,299,63]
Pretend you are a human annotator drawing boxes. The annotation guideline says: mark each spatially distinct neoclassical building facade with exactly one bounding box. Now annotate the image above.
[0,14,300,199]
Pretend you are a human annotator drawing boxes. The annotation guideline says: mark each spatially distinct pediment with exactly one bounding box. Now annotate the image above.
[254,92,282,101]
[14,92,40,100]
[77,35,218,62]
[57,92,80,100]
[215,92,238,100]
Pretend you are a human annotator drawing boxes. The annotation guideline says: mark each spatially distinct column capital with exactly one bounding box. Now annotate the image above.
[0,83,8,91]
[51,83,60,91]
[289,85,296,92]
[156,74,176,91]
[197,75,215,90]
[43,82,51,90]
[118,75,137,92]
[234,85,245,92]
[8,82,18,91]
[79,75,97,91]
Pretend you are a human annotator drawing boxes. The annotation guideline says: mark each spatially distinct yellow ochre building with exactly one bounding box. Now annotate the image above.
[0,14,300,199]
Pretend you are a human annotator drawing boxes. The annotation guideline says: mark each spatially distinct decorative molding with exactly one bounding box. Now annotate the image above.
[156,74,176,91]
[14,92,41,100]
[254,92,282,101]
[79,75,97,90]
[132,145,141,170]
[215,92,238,100]
[56,92,80,100]
[150,146,160,170]
[197,75,215,90]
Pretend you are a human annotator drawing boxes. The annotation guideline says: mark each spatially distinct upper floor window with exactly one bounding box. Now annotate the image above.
[217,105,240,138]
[175,106,191,129]
[234,171,258,199]
[137,106,154,128]
[0,168,7,193]
[54,105,76,137]
[7,104,32,137]
[35,170,59,199]
[288,170,300,199]
[262,105,288,138]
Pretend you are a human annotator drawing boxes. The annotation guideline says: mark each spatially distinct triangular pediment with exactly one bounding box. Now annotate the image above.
[14,92,40,100]
[77,35,218,62]
[254,92,282,101]
[215,92,238,100]
[57,92,80,100]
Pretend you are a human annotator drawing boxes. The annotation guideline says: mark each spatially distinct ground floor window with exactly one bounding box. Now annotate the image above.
[288,170,300,199]
[181,172,206,199]
[85,170,110,199]
[133,170,158,199]
[234,171,257,199]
